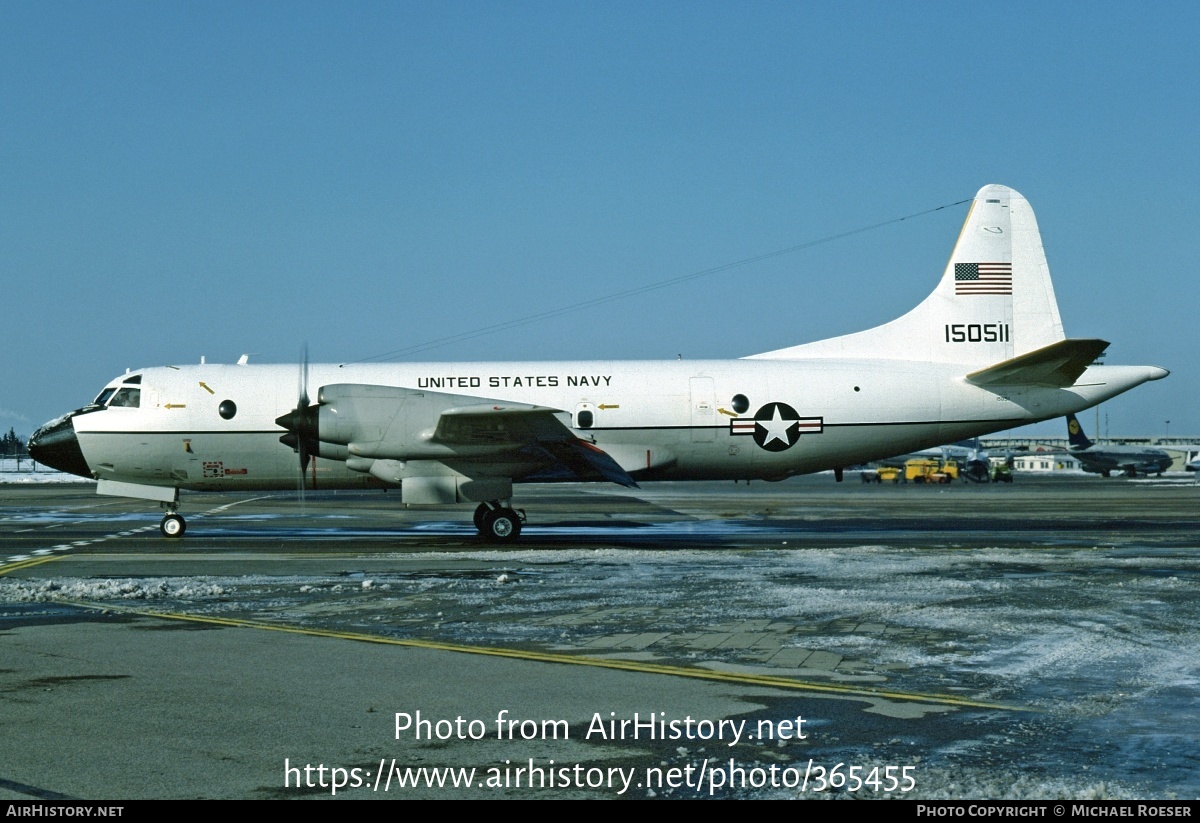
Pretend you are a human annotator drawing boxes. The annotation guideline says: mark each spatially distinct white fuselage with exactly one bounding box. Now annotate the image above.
[70,358,1153,493]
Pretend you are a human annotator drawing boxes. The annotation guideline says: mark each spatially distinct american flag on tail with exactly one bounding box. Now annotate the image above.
[955,262,1012,295]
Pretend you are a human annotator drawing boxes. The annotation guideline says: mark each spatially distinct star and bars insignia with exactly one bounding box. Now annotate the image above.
[730,402,823,451]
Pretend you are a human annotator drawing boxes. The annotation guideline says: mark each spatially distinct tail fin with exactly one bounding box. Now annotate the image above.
[748,184,1065,364]
[1065,413,1094,450]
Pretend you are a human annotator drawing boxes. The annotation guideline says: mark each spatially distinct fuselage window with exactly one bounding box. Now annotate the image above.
[219,399,237,420]
[577,409,594,429]
[93,388,117,406]
[108,387,141,408]
[731,394,750,414]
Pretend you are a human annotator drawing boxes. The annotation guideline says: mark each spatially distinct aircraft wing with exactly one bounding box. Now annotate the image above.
[966,339,1109,388]
[431,403,583,445]
[430,403,638,486]
[301,384,638,487]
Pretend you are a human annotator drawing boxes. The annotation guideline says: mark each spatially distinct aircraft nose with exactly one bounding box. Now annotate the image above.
[28,414,93,478]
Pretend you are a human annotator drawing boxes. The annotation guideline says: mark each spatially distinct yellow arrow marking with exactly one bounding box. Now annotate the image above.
[199,382,215,394]
[597,404,620,410]
[718,408,738,417]
[164,404,187,409]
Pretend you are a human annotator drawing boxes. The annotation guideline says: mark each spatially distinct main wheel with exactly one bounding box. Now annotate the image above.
[481,508,522,542]
[160,513,186,538]
[473,503,490,532]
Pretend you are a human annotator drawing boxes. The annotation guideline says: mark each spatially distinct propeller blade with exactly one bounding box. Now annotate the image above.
[299,342,310,409]
[276,343,318,483]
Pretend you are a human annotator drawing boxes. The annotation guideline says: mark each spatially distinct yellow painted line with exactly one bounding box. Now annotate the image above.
[48,552,400,561]
[0,497,277,571]
[80,604,1029,712]
[0,555,66,575]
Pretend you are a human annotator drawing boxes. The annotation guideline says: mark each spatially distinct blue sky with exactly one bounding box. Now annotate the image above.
[3,2,1195,439]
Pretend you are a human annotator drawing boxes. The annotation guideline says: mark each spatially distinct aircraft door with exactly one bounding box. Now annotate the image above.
[690,377,716,442]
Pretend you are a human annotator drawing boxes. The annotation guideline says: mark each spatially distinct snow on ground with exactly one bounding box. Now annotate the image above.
[2,577,229,600]
[3,535,1197,798]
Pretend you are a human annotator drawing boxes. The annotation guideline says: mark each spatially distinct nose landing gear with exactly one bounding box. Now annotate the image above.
[160,502,186,538]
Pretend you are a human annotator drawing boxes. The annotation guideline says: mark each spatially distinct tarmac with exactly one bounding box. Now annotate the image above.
[1,474,1197,799]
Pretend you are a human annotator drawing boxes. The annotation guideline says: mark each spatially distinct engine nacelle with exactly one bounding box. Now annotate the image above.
[401,475,513,505]
[311,384,553,461]
[343,455,513,503]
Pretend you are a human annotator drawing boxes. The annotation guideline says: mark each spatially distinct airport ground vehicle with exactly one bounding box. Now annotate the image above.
[860,466,902,483]
[906,458,959,483]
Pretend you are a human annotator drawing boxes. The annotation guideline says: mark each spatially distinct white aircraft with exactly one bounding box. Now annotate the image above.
[29,185,1168,541]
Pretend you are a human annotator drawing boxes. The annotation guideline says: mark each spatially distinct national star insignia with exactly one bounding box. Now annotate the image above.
[729,402,823,452]
[758,405,797,447]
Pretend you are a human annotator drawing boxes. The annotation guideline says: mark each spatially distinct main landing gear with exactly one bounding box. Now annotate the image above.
[154,499,527,541]
[160,503,186,538]
[473,502,525,542]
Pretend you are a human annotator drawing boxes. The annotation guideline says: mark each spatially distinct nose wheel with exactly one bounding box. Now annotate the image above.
[160,512,187,538]
[473,502,524,542]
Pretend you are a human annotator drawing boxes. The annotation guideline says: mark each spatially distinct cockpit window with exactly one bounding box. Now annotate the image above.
[93,388,118,406]
[108,387,141,408]
[123,374,142,384]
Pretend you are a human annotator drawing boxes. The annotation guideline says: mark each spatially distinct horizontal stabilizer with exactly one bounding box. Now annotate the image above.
[965,338,1109,388]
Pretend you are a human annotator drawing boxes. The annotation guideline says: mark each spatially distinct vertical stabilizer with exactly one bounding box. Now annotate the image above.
[1065,413,1095,450]
[748,185,1066,364]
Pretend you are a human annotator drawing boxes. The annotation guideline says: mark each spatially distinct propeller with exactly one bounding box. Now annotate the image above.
[275,344,320,489]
